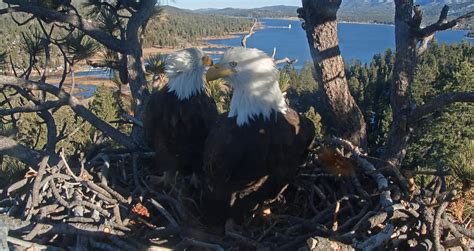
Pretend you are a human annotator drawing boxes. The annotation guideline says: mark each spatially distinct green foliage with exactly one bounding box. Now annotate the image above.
[304,106,325,141]
[37,0,64,10]
[145,54,166,80]
[143,7,253,48]
[347,49,394,151]
[63,32,99,64]
[207,79,231,114]
[406,42,474,178]
[446,139,474,191]
[89,85,120,124]
[21,28,46,57]
[347,42,473,188]
[0,156,26,188]
[280,62,320,113]
[275,63,328,140]
[0,4,252,68]
[0,86,124,159]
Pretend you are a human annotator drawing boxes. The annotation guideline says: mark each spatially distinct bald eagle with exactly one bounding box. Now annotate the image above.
[142,48,218,184]
[201,47,315,227]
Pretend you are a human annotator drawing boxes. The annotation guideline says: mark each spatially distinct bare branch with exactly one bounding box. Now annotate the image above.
[121,113,143,127]
[275,58,298,65]
[415,5,474,39]
[0,135,60,167]
[86,59,120,70]
[125,0,158,46]
[0,100,67,116]
[241,18,258,48]
[409,92,474,123]
[0,75,137,149]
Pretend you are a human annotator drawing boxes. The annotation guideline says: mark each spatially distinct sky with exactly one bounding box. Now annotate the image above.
[163,0,301,10]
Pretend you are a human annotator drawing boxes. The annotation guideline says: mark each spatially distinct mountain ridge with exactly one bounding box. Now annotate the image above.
[193,1,474,24]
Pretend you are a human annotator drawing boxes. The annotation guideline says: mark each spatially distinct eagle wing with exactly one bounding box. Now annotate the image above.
[142,89,218,173]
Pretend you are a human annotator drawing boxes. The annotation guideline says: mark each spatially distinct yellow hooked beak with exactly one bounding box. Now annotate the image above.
[206,63,236,82]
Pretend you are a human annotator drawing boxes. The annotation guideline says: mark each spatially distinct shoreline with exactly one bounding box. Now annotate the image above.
[260,16,394,26]
[261,17,470,31]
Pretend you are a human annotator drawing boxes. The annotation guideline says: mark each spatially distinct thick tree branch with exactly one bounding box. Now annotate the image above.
[0,3,127,54]
[0,100,67,116]
[86,59,120,70]
[381,2,473,170]
[126,0,158,46]
[0,76,137,149]
[0,136,60,167]
[409,92,474,123]
[415,6,474,39]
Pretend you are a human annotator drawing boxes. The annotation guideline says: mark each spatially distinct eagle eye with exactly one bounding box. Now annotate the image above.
[202,56,214,66]
[229,61,238,68]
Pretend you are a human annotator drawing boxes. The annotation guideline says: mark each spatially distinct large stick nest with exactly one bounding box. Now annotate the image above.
[0,139,472,250]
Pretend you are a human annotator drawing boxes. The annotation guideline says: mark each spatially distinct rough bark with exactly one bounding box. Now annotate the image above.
[380,2,474,169]
[127,49,148,145]
[298,0,367,148]
[380,0,417,169]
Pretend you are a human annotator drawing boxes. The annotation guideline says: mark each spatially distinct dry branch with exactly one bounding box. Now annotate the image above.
[241,18,258,48]
[0,135,60,167]
[0,75,136,149]
[414,6,474,39]
[1,145,473,249]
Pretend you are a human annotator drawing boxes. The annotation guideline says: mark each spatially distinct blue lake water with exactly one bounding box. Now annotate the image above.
[207,18,471,68]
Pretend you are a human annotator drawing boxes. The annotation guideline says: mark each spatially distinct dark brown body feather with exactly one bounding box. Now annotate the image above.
[201,108,315,225]
[142,87,218,175]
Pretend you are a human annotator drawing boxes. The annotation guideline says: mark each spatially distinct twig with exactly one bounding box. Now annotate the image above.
[30,156,49,211]
[132,153,145,195]
[98,183,129,204]
[6,178,29,195]
[121,113,143,127]
[354,224,394,250]
[60,150,80,181]
[433,191,456,251]
[332,200,341,231]
[149,198,179,228]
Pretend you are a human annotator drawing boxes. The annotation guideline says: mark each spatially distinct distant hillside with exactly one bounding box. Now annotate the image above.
[195,5,297,18]
[147,6,253,47]
[195,1,474,25]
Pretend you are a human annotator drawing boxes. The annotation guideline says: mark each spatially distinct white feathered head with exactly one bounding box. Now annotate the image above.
[165,48,213,100]
[206,47,287,126]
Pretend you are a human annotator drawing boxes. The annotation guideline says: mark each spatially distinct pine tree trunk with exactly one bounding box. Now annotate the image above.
[299,0,367,148]
[381,0,417,169]
[127,47,149,145]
